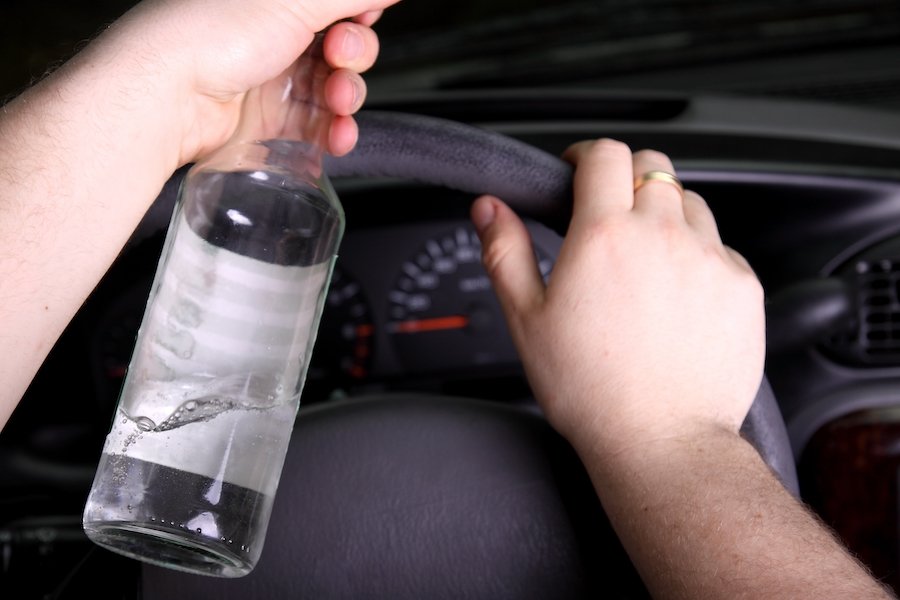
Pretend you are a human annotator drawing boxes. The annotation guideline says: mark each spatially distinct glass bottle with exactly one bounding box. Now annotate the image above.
[82,34,343,577]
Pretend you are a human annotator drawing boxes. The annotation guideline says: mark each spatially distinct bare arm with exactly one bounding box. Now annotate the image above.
[580,426,890,598]
[0,0,399,430]
[471,139,893,598]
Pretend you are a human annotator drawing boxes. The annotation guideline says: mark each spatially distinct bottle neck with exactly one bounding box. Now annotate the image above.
[195,34,331,178]
[231,33,330,154]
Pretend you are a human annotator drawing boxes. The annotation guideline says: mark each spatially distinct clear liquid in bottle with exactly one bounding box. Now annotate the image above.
[83,34,344,578]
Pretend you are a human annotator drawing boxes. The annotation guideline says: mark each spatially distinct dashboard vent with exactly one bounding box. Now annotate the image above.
[824,258,900,366]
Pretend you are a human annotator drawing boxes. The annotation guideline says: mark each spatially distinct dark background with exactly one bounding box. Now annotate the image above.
[3,0,900,112]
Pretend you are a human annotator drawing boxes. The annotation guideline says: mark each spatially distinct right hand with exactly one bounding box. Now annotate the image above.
[102,0,401,161]
[471,139,766,455]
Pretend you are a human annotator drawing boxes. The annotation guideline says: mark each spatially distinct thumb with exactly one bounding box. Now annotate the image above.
[470,195,545,324]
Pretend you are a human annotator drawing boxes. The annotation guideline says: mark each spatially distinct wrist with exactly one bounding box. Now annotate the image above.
[575,428,769,508]
[53,11,193,172]
[561,408,745,480]
[95,6,221,167]
[533,374,756,468]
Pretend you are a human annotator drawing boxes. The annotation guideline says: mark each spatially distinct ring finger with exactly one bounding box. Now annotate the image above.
[632,149,685,220]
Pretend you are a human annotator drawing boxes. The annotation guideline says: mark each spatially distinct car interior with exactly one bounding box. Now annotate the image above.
[3,1,900,598]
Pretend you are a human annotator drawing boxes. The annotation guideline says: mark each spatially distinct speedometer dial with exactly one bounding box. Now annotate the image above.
[309,265,374,383]
[386,224,553,373]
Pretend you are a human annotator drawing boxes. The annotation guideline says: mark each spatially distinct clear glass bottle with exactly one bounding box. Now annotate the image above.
[82,35,343,577]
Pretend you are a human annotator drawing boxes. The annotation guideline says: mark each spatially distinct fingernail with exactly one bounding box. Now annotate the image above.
[471,198,497,235]
[348,74,364,111]
[342,27,364,61]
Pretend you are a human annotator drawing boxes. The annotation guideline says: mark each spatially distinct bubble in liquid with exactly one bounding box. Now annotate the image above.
[121,432,139,453]
[185,401,197,412]
[135,417,156,432]
[196,528,202,534]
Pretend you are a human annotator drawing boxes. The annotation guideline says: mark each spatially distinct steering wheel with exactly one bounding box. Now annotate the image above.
[140,111,798,599]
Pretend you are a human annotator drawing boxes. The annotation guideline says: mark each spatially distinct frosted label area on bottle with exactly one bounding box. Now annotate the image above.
[104,210,332,494]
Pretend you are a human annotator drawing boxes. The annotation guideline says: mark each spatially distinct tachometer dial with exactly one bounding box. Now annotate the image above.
[386,224,553,373]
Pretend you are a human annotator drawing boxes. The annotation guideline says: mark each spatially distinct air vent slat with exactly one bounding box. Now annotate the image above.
[823,257,900,366]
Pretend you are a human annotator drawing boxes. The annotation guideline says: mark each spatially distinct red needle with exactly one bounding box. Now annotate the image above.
[390,315,470,334]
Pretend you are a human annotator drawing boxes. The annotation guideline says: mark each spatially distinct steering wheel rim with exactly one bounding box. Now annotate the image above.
[139,110,798,599]
[326,110,796,493]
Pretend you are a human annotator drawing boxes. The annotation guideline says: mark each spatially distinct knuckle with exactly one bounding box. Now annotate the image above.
[726,252,764,295]
[579,215,621,245]
[742,268,765,298]
[649,216,689,246]
[480,235,514,277]
[590,138,632,160]
[684,189,705,203]
[633,148,672,166]
[683,190,709,213]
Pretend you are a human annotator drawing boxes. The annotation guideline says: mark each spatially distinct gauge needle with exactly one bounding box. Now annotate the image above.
[390,315,470,334]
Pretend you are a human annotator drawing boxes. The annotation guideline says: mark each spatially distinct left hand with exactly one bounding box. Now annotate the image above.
[470,140,766,456]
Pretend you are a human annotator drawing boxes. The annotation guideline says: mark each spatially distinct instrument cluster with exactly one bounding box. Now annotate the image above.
[92,216,562,407]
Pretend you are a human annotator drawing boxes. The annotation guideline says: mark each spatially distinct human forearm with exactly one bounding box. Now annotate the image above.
[0,20,186,428]
[471,139,893,597]
[0,0,395,431]
[574,427,893,599]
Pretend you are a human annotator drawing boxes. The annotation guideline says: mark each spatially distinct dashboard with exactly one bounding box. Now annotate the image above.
[3,1,900,596]
[6,91,900,597]
[90,210,562,413]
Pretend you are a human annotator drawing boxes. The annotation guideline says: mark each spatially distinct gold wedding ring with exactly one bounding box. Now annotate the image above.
[633,170,684,196]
